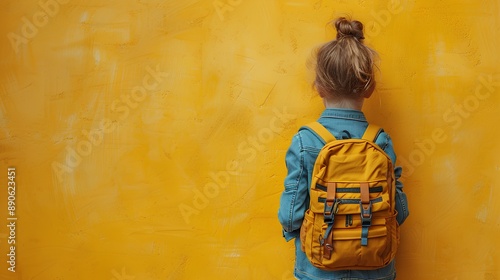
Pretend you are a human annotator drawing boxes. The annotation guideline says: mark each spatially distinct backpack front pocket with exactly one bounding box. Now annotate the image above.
[319,217,393,270]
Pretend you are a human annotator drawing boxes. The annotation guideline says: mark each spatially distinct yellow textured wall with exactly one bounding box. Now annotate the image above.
[0,0,499,279]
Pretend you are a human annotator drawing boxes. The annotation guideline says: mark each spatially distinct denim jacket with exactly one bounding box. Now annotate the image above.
[278,108,409,280]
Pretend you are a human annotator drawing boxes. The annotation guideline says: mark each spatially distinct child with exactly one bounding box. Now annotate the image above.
[278,17,409,280]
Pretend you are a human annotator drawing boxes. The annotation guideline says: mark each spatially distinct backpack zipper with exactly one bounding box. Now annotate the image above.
[318,196,383,204]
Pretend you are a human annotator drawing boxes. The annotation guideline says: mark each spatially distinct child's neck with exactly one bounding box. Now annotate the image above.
[323,98,364,111]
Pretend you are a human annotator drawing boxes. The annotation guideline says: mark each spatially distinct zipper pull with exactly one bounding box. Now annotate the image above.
[345,214,353,227]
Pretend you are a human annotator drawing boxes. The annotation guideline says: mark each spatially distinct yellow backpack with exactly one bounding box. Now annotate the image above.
[299,122,399,270]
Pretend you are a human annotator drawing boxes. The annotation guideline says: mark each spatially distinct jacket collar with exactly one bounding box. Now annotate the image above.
[319,108,367,121]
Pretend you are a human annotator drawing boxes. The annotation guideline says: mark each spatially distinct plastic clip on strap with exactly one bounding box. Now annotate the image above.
[360,182,372,246]
[322,182,337,259]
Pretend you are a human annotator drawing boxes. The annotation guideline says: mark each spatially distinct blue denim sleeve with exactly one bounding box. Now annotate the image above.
[278,133,309,241]
[376,132,410,225]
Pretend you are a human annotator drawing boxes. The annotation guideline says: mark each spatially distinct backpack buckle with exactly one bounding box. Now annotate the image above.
[360,201,372,246]
[360,201,372,226]
[324,199,341,224]
[324,199,335,223]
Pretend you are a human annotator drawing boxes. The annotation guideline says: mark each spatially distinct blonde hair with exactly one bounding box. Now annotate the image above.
[315,17,378,99]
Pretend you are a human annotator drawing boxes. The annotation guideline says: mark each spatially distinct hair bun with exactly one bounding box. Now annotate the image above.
[334,17,365,41]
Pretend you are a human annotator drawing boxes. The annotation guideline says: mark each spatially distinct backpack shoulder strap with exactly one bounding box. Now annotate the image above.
[362,124,382,142]
[300,122,336,144]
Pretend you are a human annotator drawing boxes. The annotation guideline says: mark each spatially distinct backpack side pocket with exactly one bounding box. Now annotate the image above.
[300,210,315,259]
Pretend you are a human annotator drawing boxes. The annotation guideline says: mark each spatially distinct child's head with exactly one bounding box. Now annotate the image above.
[314,17,378,103]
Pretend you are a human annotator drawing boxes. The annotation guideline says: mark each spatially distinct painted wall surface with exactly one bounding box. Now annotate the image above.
[0,0,499,279]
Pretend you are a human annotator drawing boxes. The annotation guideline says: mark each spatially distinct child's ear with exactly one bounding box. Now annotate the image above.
[363,81,375,99]
[314,81,324,98]
[364,89,373,99]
